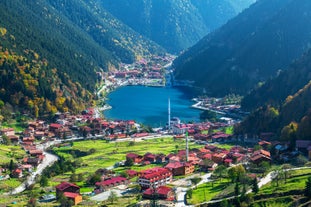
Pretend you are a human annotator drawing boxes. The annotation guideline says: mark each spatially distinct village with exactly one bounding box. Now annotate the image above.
[0,105,310,207]
[0,49,310,207]
[96,54,175,96]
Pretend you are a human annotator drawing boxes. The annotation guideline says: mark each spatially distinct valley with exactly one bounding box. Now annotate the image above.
[1,0,311,207]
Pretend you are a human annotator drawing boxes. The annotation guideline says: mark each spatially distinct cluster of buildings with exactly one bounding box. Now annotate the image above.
[97,54,175,88]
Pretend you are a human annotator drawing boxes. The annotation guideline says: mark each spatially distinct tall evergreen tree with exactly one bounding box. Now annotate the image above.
[252,178,259,194]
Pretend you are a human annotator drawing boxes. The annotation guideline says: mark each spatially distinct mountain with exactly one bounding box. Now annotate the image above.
[0,27,91,117]
[0,0,164,115]
[0,0,163,92]
[235,50,311,139]
[242,50,311,111]
[173,0,311,96]
[100,0,255,53]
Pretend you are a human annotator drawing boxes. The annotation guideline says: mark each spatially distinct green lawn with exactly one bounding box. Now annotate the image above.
[0,178,22,192]
[0,145,26,165]
[2,121,26,132]
[52,137,203,183]
[260,168,311,195]
[187,179,230,204]
[252,196,295,207]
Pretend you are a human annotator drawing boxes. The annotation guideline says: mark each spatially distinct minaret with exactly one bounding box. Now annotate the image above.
[186,130,189,162]
[168,98,171,131]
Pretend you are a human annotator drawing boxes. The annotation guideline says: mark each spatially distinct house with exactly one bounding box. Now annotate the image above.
[212,153,227,164]
[0,128,15,136]
[23,157,40,166]
[11,168,23,178]
[172,124,189,135]
[154,154,165,164]
[126,153,143,164]
[8,135,19,143]
[63,192,83,205]
[29,150,43,157]
[95,176,129,191]
[250,150,271,164]
[49,123,62,132]
[165,162,195,176]
[199,159,218,172]
[210,132,231,142]
[138,167,172,189]
[144,153,156,163]
[56,182,80,198]
[126,170,138,178]
[143,186,174,200]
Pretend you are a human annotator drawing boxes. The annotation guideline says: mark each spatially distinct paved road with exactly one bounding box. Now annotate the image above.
[6,143,59,195]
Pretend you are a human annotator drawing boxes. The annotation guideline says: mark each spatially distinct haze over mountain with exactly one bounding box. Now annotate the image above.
[100,0,256,53]
[173,0,311,96]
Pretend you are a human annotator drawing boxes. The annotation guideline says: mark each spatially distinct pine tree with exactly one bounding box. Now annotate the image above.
[235,182,240,196]
[252,178,259,194]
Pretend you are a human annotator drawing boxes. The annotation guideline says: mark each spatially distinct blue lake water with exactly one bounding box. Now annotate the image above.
[103,86,201,127]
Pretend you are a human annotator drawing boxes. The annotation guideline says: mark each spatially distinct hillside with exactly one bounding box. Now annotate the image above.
[100,0,255,53]
[0,27,91,117]
[235,49,311,138]
[0,0,163,93]
[242,50,311,111]
[173,0,311,96]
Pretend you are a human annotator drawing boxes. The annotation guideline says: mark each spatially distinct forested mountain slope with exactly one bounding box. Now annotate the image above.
[235,49,311,140]
[173,0,311,96]
[0,0,163,92]
[0,27,91,117]
[242,50,311,111]
[100,0,255,53]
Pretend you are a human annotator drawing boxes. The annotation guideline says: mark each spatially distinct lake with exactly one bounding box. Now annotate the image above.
[103,86,201,127]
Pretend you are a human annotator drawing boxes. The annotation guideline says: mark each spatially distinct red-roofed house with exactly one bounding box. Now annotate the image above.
[212,153,227,164]
[250,150,271,164]
[29,150,43,157]
[144,153,156,163]
[126,170,138,178]
[0,128,15,136]
[143,186,174,200]
[49,123,62,132]
[12,168,23,178]
[165,162,194,176]
[56,182,80,198]
[95,177,129,191]
[126,153,143,164]
[138,167,172,189]
[63,192,83,205]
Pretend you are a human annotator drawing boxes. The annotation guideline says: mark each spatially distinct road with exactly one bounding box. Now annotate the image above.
[6,142,59,195]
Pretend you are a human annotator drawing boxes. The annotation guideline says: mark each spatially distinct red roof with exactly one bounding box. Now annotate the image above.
[140,168,171,180]
[56,182,79,191]
[50,123,62,128]
[126,170,138,176]
[143,186,172,196]
[126,153,141,159]
[96,176,127,186]
[63,192,80,199]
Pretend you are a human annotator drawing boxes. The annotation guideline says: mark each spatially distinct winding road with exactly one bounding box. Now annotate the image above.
[6,141,59,195]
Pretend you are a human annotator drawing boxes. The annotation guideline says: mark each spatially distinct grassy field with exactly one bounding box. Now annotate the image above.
[52,137,202,181]
[0,178,22,192]
[0,145,26,165]
[2,121,26,132]
[252,196,295,207]
[187,179,230,204]
[260,168,311,195]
